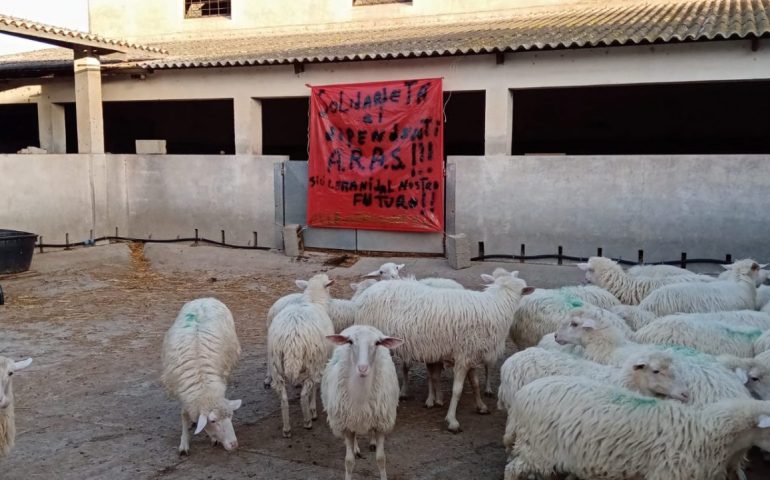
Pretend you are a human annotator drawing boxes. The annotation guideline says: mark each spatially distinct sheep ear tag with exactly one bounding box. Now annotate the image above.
[194,414,208,434]
[757,415,770,428]
[735,368,749,384]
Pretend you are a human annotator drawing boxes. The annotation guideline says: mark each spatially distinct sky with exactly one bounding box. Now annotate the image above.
[0,0,89,55]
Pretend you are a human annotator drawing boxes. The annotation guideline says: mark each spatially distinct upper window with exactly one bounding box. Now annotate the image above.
[353,0,412,5]
[185,0,231,18]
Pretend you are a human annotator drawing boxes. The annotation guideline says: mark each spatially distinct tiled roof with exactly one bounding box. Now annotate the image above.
[0,14,167,55]
[134,0,770,69]
[0,0,767,75]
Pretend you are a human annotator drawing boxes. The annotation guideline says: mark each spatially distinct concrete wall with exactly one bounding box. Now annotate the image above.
[449,155,770,262]
[89,0,595,41]
[0,154,97,243]
[0,154,282,248]
[117,155,279,247]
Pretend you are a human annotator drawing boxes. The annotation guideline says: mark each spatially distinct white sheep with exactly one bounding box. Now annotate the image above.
[0,357,32,457]
[355,269,534,432]
[263,278,377,389]
[510,286,623,349]
[636,260,759,317]
[267,274,335,437]
[718,351,770,400]
[500,349,690,457]
[719,262,769,287]
[554,307,751,405]
[613,305,770,331]
[627,263,709,279]
[365,261,465,290]
[577,257,711,305]
[161,298,242,454]
[633,317,764,358]
[757,284,770,310]
[504,375,770,480]
[322,325,402,480]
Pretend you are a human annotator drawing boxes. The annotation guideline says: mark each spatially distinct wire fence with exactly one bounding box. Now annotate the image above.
[472,241,736,268]
[36,228,270,252]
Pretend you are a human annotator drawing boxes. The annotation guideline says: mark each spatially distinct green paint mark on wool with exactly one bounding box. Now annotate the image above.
[610,392,659,408]
[183,312,199,328]
[658,344,716,363]
[720,325,763,341]
[557,288,584,309]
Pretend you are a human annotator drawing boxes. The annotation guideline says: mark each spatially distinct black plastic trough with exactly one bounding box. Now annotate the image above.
[0,229,37,274]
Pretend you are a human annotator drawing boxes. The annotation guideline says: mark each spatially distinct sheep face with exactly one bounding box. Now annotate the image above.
[722,259,768,282]
[0,357,32,409]
[295,273,334,292]
[577,257,619,284]
[626,353,690,403]
[194,399,242,451]
[554,314,600,347]
[737,352,770,400]
[364,262,404,280]
[327,326,403,378]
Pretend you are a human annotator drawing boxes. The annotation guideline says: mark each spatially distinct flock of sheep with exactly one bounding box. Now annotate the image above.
[3,256,770,480]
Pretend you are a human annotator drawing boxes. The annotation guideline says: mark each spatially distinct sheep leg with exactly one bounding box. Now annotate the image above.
[352,436,362,458]
[300,380,313,429]
[369,429,377,452]
[483,361,495,397]
[399,361,411,399]
[178,410,191,455]
[468,368,489,414]
[264,351,272,389]
[309,382,318,421]
[446,364,470,433]
[375,430,387,480]
[277,379,291,438]
[425,362,443,408]
[344,430,356,480]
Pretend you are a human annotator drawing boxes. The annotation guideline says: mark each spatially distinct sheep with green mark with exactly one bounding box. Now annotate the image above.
[613,305,770,331]
[161,298,242,455]
[633,317,764,358]
[504,375,770,480]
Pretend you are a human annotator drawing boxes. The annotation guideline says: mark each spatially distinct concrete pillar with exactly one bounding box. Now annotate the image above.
[37,98,67,153]
[447,233,472,269]
[484,88,513,155]
[74,50,104,154]
[234,96,263,154]
[283,224,303,257]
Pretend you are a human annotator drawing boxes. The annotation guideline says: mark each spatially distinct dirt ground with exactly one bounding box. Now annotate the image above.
[0,243,767,480]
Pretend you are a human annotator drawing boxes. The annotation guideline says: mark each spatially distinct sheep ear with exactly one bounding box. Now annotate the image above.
[720,264,731,270]
[510,271,519,278]
[295,280,309,289]
[760,264,768,269]
[228,399,242,411]
[577,263,590,271]
[364,269,381,278]
[194,414,208,434]
[758,415,770,428]
[632,361,647,371]
[324,279,335,288]
[581,319,597,330]
[350,282,359,291]
[480,274,495,283]
[13,358,32,371]
[735,368,749,384]
[326,334,351,346]
[397,264,405,271]
[377,337,404,349]
[521,286,535,296]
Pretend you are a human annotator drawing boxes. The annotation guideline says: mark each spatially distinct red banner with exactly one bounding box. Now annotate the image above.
[307,78,444,232]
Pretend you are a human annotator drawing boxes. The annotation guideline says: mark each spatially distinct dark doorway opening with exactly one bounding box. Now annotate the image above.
[512,81,770,155]
[262,97,309,160]
[65,100,235,154]
[443,90,485,156]
[0,104,38,153]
